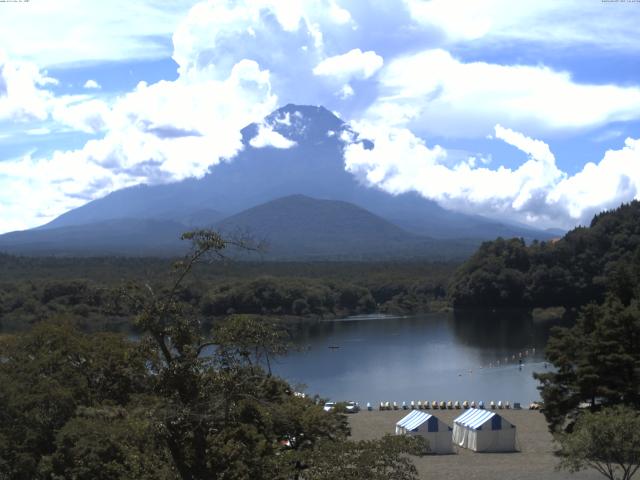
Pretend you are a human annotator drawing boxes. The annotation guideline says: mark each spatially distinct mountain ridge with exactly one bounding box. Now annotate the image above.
[1,104,556,257]
[0,195,478,259]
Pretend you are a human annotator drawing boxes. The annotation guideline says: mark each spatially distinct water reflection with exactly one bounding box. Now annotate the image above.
[274,311,561,406]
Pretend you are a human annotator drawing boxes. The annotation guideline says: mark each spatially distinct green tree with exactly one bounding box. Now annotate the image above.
[213,314,289,376]
[127,230,423,479]
[448,237,530,307]
[40,406,175,480]
[557,406,640,480]
[0,322,150,479]
[535,297,640,432]
[300,435,428,480]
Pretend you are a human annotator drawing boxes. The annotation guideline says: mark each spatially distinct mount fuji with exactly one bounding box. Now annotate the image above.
[0,104,554,258]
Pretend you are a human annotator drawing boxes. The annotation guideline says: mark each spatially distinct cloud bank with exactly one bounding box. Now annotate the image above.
[367,49,640,138]
[1,0,640,234]
[344,123,640,228]
[403,0,640,50]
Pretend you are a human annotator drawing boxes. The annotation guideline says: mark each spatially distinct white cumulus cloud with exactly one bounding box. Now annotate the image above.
[313,48,383,81]
[403,0,640,50]
[51,98,110,134]
[548,138,640,222]
[83,79,101,89]
[494,124,555,165]
[0,52,58,121]
[0,0,202,67]
[338,84,354,99]
[344,122,640,228]
[249,124,297,149]
[367,49,640,138]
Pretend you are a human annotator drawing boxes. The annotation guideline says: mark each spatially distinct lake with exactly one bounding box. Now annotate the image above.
[273,310,560,407]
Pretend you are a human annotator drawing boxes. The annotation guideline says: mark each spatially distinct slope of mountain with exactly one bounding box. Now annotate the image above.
[0,195,477,259]
[37,104,553,241]
[0,219,188,256]
[216,195,475,260]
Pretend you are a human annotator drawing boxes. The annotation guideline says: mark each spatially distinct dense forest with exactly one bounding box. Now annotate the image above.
[448,201,640,309]
[0,255,454,332]
[5,201,640,333]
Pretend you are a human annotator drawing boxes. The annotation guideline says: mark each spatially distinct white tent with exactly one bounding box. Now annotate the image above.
[395,410,453,454]
[452,408,516,452]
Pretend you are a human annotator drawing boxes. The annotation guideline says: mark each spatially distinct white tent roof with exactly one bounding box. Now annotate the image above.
[454,408,500,430]
[396,410,435,431]
[453,408,516,452]
[396,410,453,454]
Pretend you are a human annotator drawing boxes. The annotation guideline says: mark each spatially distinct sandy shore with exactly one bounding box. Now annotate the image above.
[348,409,602,480]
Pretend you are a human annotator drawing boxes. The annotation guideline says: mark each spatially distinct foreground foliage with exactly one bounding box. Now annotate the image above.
[301,435,427,480]
[0,231,426,479]
[557,406,640,480]
[535,296,640,432]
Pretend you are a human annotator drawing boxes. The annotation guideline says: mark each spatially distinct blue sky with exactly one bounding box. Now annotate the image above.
[1,0,639,233]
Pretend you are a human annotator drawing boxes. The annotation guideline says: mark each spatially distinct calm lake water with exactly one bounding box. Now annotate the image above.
[273,310,559,406]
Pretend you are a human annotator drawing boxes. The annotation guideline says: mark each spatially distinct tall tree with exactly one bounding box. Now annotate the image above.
[535,296,640,432]
[557,406,640,480]
[125,230,426,479]
[0,322,150,479]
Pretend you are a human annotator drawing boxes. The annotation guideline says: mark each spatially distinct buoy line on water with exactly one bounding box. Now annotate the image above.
[454,347,545,378]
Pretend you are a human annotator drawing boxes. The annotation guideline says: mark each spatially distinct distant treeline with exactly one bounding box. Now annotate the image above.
[0,256,455,331]
[449,201,640,308]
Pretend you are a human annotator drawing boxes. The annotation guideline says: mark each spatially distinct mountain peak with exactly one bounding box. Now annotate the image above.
[242,104,346,146]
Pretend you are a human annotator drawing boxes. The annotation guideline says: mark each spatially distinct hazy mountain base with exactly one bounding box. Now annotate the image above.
[0,195,480,260]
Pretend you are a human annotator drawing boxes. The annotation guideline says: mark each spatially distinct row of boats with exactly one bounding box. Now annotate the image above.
[376,400,518,410]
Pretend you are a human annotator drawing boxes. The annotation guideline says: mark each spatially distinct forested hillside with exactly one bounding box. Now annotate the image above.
[449,201,640,308]
[0,255,455,332]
